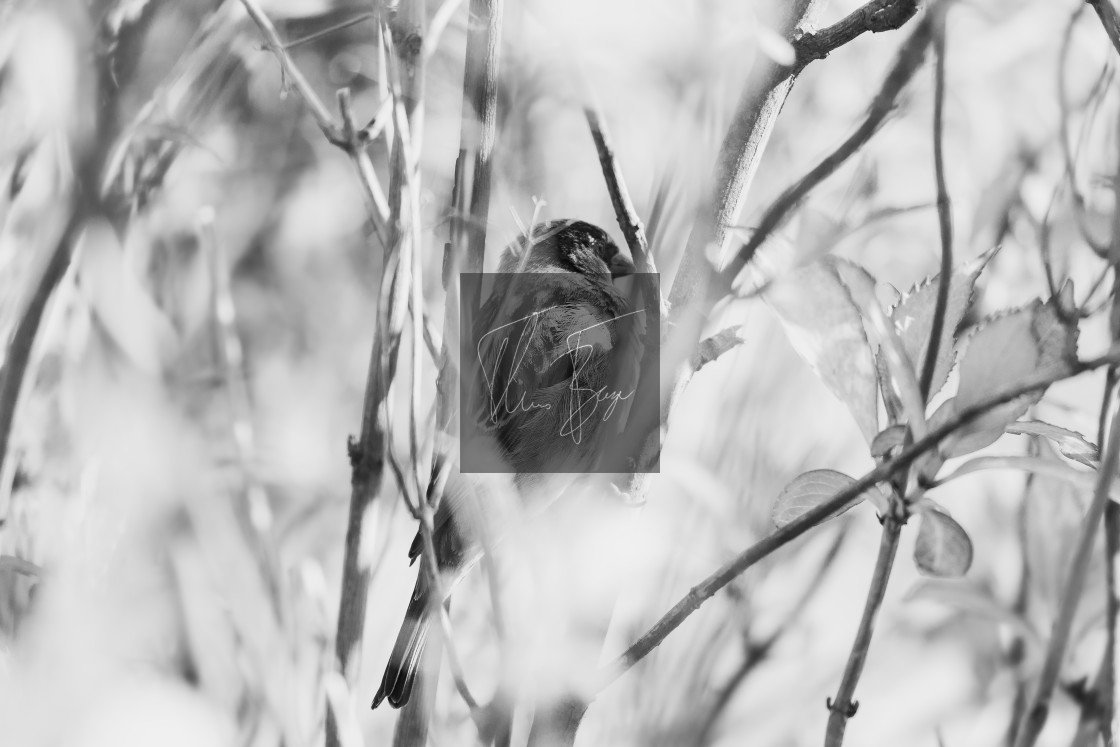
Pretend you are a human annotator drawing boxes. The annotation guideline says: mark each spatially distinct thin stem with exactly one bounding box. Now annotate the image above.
[921,16,952,402]
[824,518,902,746]
[236,0,342,142]
[1088,0,1120,58]
[1015,401,1120,747]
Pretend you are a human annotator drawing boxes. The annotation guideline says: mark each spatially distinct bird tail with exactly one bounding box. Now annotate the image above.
[372,576,432,709]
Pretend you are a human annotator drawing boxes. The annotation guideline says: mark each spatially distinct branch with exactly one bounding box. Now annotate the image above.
[460,0,504,276]
[1015,399,1120,747]
[693,326,747,370]
[237,0,391,234]
[921,15,953,403]
[1089,0,1120,58]
[720,16,933,290]
[824,517,902,745]
[825,20,951,744]
[596,347,1120,692]
[236,0,342,142]
[669,0,919,314]
[584,106,654,273]
[793,0,920,65]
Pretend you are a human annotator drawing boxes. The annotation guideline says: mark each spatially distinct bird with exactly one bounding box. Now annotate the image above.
[371,219,640,710]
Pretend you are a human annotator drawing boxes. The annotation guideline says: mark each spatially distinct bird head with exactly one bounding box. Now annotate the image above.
[500,219,636,278]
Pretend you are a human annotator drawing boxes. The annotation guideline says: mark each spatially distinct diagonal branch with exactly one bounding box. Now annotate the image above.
[1088,0,1120,58]
[595,346,1120,693]
[720,16,933,290]
[669,0,920,314]
[794,0,920,65]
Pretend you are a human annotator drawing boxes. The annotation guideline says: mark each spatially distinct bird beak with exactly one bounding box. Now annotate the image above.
[610,255,636,278]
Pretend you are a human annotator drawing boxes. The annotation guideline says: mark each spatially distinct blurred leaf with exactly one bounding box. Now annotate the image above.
[1006,420,1099,469]
[933,455,1118,499]
[905,579,1037,642]
[754,24,796,66]
[914,506,973,578]
[323,671,363,747]
[772,469,862,528]
[0,555,40,577]
[766,258,878,442]
[80,219,179,374]
[890,247,994,401]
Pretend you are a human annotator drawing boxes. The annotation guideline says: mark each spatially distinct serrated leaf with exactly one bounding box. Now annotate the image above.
[766,259,878,442]
[891,248,994,401]
[955,298,1078,419]
[1006,421,1099,469]
[772,469,862,528]
[914,507,973,577]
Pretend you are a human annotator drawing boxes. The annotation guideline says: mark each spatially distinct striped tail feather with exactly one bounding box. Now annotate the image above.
[372,578,432,709]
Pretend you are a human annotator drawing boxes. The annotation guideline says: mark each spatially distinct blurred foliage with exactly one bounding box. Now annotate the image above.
[0,0,1117,746]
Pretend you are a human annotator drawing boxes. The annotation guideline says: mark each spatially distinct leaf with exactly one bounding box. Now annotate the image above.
[1006,421,1099,469]
[766,259,879,442]
[936,298,1080,456]
[772,469,863,528]
[870,424,908,459]
[891,248,994,401]
[914,506,973,578]
[928,397,1008,458]
[81,219,180,374]
[933,455,1120,500]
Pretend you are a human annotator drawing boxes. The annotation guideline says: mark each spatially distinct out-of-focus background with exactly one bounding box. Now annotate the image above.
[0,0,1117,745]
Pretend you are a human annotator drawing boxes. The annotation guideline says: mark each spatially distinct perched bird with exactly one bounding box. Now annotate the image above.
[372,219,639,709]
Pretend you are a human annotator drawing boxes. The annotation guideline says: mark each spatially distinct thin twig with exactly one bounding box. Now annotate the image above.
[1088,0,1120,58]
[583,107,654,273]
[669,0,920,314]
[824,517,902,746]
[793,0,920,65]
[824,17,952,744]
[237,0,391,236]
[597,346,1120,693]
[1015,402,1120,747]
[720,17,933,290]
[235,0,342,143]
[921,17,953,403]
[694,529,847,747]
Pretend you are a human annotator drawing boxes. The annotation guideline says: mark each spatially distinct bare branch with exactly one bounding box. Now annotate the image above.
[669,0,920,314]
[693,326,746,370]
[584,106,653,272]
[720,17,933,290]
[824,518,902,745]
[1088,0,1120,58]
[794,0,920,65]
[235,0,343,143]
[596,347,1120,692]
[1015,400,1120,747]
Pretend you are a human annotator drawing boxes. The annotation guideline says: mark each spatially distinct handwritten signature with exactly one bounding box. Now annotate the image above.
[476,306,644,445]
